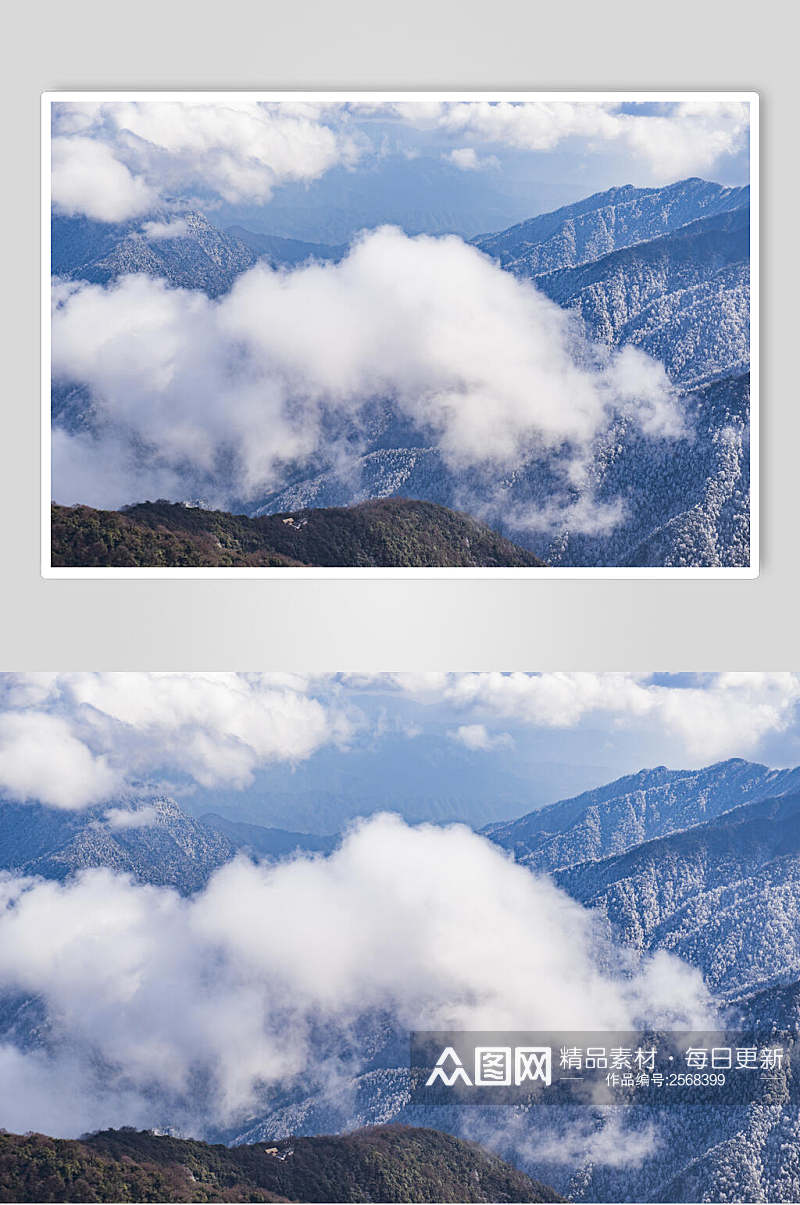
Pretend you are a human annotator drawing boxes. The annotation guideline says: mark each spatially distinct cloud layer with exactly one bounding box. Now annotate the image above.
[52,227,681,513]
[400,99,751,182]
[0,814,712,1137]
[50,100,751,224]
[1,674,799,813]
[52,101,361,222]
[0,674,352,809]
[377,672,800,763]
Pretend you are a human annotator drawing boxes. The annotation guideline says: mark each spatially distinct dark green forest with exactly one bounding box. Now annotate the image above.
[0,1125,562,1203]
[51,499,545,568]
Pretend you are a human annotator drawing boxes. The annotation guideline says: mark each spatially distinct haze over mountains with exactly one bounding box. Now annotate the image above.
[51,176,751,569]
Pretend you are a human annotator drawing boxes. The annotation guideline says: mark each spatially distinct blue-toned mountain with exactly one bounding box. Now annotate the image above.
[484,758,800,873]
[472,177,748,276]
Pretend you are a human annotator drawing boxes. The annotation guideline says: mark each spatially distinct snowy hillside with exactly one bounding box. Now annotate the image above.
[472,178,749,275]
[532,208,749,386]
[483,757,796,872]
[553,788,800,996]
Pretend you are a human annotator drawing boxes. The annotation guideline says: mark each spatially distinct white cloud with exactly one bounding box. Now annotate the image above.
[49,99,750,227]
[51,101,362,222]
[0,674,353,809]
[6,673,797,814]
[472,1110,661,1172]
[385,673,800,763]
[0,712,118,809]
[141,217,189,240]
[0,814,713,1137]
[449,723,513,752]
[51,136,158,223]
[103,805,160,830]
[411,100,750,182]
[445,147,498,171]
[51,226,680,517]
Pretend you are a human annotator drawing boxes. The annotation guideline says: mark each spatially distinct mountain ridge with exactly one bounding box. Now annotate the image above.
[473,177,749,275]
[484,758,800,872]
[0,1123,559,1200]
[51,211,344,298]
[0,1124,562,1203]
[50,499,546,569]
[0,796,236,894]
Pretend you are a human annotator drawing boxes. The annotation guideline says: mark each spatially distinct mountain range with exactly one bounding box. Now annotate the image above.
[483,758,800,872]
[472,178,748,277]
[51,211,343,298]
[1,756,799,1200]
[50,177,751,570]
[485,759,800,1000]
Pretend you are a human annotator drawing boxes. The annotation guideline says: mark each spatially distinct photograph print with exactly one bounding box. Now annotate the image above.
[0,672,799,1203]
[45,94,756,574]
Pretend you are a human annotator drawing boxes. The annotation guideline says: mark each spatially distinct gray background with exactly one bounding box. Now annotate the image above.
[0,0,792,669]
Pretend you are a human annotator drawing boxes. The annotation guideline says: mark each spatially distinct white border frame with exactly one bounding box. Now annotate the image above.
[41,91,759,579]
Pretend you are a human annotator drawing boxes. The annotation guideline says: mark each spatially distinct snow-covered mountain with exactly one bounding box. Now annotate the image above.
[225,761,800,1202]
[52,211,257,297]
[52,211,340,297]
[553,787,800,997]
[483,758,800,873]
[0,794,342,893]
[471,177,748,275]
[0,795,235,893]
[257,371,750,568]
[532,207,749,387]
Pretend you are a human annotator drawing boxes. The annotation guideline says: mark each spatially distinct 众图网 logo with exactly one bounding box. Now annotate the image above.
[425,1045,552,1088]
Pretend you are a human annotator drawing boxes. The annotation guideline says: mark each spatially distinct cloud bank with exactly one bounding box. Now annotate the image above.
[0,673,353,809]
[402,100,751,183]
[379,672,800,763]
[52,101,362,222]
[0,814,713,1137]
[51,100,749,226]
[0,711,117,809]
[2,674,799,813]
[52,227,681,514]
[51,135,159,223]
